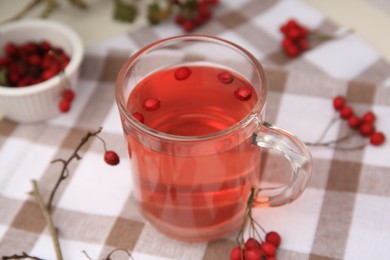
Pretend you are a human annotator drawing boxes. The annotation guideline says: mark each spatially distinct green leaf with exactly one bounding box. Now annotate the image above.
[113,0,138,23]
[0,67,8,86]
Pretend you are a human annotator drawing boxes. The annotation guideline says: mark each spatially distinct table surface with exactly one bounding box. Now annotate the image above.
[1,1,390,260]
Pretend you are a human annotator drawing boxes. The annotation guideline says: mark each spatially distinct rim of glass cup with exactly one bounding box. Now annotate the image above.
[115,35,268,141]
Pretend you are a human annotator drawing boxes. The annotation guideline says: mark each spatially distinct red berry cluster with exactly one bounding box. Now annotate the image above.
[0,40,70,87]
[174,0,219,32]
[231,232,281,260]
[58,89,75,113]
[333,96,386,146]
[279,19,310,57]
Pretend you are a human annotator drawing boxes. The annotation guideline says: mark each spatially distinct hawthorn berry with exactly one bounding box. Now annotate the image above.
[261,242,277,257]
[280,19,310,57]
[359,122,375,137]
[174,66,192,80]
[1,40,70,88]
[182,20,194,32]
[104,150,120,166]
[59,99,71,113]
[218,71,234,84]
[265,231,282,248]
[244,238,260,250]
[132,112,145,123]
[143,97,161,111]
[347,115,361,128]
[370,132,385,146]
[340,105,353,119]
[234,87,252,101]
[62,89,75,102]
[332,95,344,107]
[244,247,263,260]
[230,246,243,260]
[362,111,376,124]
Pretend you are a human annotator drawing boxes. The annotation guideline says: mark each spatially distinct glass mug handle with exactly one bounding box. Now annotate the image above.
[252,122,312,207]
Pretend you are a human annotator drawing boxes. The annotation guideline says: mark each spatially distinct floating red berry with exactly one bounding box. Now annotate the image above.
[265,231,282,248]
[230,246,243,260]
[132,112,145,123]
[143,97,161,111]
[359,122,375,137]
[174,66,192,80]
[362,111,376,124]
[340,105,353,119]
[370,132,385,146]
[104,150,120,166]
[234,87,252,101]
[58,99,71,113]
[218,71,234,84]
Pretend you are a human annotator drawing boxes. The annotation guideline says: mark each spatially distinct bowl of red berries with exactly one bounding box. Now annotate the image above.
[0,19,84,123]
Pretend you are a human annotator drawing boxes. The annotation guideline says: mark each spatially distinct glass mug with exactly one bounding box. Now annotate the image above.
[115,35,312,242]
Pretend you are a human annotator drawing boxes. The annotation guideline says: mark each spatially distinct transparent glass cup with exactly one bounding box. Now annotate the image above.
[115,35,312,242]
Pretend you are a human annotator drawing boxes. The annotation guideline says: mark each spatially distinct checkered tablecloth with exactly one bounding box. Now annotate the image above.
[1,0,390,259]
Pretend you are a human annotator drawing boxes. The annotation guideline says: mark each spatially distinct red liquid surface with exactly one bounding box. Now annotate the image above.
[126,65,261,241]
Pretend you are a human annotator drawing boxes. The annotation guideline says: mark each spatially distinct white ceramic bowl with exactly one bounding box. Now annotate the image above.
[0,19,84,123]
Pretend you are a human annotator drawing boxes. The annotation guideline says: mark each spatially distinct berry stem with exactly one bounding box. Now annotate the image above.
[313,115,338,144]
[47,127,103,211]
[305,131,354,147]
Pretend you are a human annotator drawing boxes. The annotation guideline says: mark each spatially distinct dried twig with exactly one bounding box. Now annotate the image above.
[47,127,103,211]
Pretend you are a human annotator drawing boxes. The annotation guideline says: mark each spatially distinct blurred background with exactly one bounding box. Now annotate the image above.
[1,0,390,62]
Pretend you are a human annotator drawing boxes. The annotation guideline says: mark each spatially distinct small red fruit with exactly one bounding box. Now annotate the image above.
[260,242,277,257]
[59,99,71,113]
[28,54,42,66]
[362,111,376,124]
[104,150,120,166]
[218,71,234,84]
[359,122,375,137]
[174,66,192,80]
[370,132,385,146]
[244,238,260,250]
[340,105,353,119]
[284,45,300,57]
[332,96,346,111]
[132,112,145,123]
[234,87,252,101]
[244,247,263,260]
[143,97,161,111]
[347,115,361,128]
[230,246,243,260]
[265,231,282,248]
[182,20,194,32]
[62,89,75,102]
